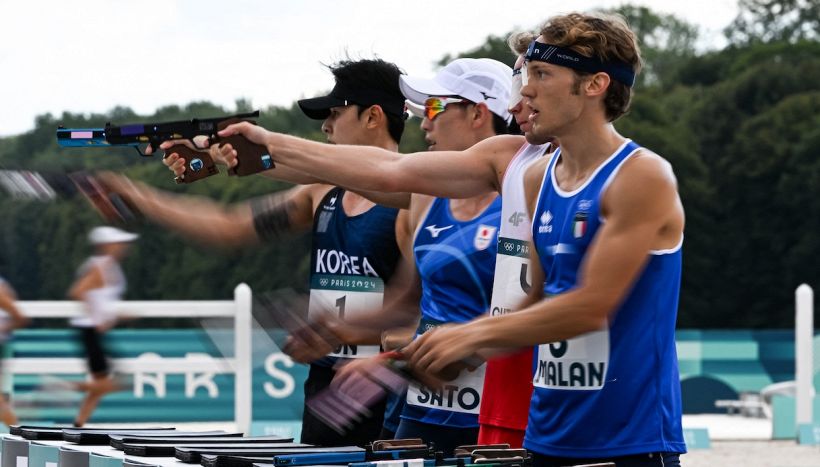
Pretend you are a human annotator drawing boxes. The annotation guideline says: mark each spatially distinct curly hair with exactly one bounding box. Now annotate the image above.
[538,12,643,121]
[507,31,537,55]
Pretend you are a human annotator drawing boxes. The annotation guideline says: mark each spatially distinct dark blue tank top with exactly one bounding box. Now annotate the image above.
[308,187,400,366]
[402,196,501,427]
[527,140,686,457]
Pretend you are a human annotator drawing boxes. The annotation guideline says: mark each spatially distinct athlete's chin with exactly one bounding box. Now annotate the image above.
[525,127,553,146]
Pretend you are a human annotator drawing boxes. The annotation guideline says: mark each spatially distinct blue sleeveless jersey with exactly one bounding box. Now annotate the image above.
[526,140,686,457]
[402,196,501,428]
[309,187,400,367]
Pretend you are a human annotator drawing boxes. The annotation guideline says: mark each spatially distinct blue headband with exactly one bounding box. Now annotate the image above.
[525,40,636,87]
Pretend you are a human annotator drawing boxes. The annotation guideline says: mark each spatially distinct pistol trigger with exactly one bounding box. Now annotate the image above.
[206,135,218,149]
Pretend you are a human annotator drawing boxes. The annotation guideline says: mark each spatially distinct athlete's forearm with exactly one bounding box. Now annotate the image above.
[254,156,411,209]
[470,289,610,349]
[259,164,324,185]
[267,132,502,199]
[269,132,403,191]
[128,184,258,246]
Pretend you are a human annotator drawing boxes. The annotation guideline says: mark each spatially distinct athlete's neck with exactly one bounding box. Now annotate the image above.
[552,123,626,192]
[449,193,498,222]
[368,134,400,153]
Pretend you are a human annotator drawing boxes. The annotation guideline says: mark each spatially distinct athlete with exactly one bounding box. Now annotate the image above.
[478,33,548,448]
[0,276,29,425]
[68,226,138,427]
[102,58,407,447]
[285,58,512,454]
[387,58,510,454]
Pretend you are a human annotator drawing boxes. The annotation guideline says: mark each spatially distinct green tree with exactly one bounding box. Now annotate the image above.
[726,0,820,44]
[609,5,699,87]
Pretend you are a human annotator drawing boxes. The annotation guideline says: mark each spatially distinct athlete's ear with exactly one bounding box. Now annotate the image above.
[471,102,492,130]
[585,72,611,98]
[363,105,386,131]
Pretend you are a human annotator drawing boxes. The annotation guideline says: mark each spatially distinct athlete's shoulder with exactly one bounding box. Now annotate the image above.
[523,156,551,215]
[523,156,550,189]
[603,146,682,219]
[303,183,338,207]
[617,147,678,190]
[474,134,527,155]
[408,193,436,228]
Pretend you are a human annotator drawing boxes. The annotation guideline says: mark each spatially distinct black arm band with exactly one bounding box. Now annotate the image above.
[250,196,294,241]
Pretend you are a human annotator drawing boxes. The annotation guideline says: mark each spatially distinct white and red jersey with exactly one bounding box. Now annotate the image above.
[479,142,551,430]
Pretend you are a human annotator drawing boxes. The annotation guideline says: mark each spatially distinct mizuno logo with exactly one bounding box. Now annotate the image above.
[425,224,453,238]
[329,195,337,206]
[480,92,496,100]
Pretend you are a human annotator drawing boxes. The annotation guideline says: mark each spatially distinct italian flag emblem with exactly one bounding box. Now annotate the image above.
[573,212,588,238]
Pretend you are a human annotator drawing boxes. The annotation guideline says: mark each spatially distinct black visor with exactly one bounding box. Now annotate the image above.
[297,83,406,120]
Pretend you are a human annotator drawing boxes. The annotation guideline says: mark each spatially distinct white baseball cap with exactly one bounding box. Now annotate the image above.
[89,226,139,245]
[400,58,513,122]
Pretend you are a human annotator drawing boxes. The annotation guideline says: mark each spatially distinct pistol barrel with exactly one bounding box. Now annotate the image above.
[56,128,113,147]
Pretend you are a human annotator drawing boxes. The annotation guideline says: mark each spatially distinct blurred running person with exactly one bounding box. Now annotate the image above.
[68,226,137,427]
[0,276,29,425]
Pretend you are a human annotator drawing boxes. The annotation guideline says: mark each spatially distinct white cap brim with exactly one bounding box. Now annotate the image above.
[405,100,425,119]
[89,226,139,244]
[399,75,457,105]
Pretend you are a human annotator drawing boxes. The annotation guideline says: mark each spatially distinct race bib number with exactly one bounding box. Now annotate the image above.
[308,274,383,359]
[489,239,532,316]
[406,363,486,414]
[533,328,610,390]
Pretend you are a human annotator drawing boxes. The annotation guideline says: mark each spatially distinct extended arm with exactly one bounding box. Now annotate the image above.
[218,123,524,199]
[100,174,320,247]
[162,143,411,209]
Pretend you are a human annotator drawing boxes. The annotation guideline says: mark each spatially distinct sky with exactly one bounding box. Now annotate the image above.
[0,0,740,136]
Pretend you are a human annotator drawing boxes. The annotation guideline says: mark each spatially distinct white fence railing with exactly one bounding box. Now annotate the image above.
[5,283,252,432]
[795,284,814,427]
